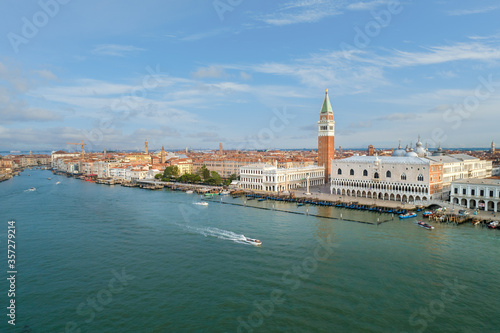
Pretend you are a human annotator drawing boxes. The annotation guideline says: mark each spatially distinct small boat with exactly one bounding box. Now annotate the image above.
[220,191,230,195]
[258,198,266,202]
[232,195,239,199]
[297,203,304,207]
[28,187,36,191]
[48,178,51,180]
[488,221,499,229]
[417,221,434,230]
[399,212,417,219]
[194,202,208,206]
[186,190,194,194]
[56,181,61,184]
[423,211,432,218]
[245,237,262,246]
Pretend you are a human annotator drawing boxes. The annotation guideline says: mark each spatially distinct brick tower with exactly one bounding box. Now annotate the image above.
[318,89,335,183]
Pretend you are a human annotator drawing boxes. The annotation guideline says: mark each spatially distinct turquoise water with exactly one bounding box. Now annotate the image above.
[0,169,499,332]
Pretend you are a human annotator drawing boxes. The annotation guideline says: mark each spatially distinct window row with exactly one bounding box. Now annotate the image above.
[337,168,424,181]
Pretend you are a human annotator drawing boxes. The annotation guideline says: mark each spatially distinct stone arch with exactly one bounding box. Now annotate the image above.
[470,199,477,209]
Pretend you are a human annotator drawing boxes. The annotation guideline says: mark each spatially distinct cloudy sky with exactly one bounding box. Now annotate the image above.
[1,0,499,152]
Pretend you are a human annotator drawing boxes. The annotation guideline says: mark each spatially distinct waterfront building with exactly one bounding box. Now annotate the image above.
[425,154,492,188]
[450,178,500,212]
[317,89,335,183]
[330,155,443,202]
[239,163,324,192]
[169,158,193,175]
[51,151,80,168]
[490,140,496,154]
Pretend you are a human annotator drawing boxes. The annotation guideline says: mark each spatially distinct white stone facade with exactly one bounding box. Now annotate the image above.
[239,163,324,192]
[330,156,436,202]
[450,178,500,212]
[426,154,492,187]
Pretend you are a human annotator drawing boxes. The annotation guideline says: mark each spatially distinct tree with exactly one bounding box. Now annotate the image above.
[171,165,180,177]
[155,173,162,179]
[163,166,180,178]
[199,165,210,180]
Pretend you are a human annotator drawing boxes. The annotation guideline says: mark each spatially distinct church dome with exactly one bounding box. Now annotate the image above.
[405,151,418,157]
[415,136,427,157]
[392,144,406,157]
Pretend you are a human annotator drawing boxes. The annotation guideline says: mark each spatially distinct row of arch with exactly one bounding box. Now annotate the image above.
[331,188,428,202]
[337,168,424,181]
[332,180,429,194]
[452,198,500,212]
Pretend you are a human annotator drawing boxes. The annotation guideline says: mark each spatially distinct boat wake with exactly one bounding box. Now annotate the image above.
[184,226,250,245]
[25,187,37,192]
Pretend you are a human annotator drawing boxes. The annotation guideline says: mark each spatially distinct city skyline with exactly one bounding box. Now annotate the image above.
[1,0,500,151]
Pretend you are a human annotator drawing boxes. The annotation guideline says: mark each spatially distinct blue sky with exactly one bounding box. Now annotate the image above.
[1,0,500,151]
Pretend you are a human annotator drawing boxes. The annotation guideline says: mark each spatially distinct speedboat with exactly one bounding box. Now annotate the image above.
[488,221,499,229]
[245,237,262,246]
[186,190,194,194]
[194,202,208,206]
[56,181,61,184]
[399,212,417,219]
[423,211,432,218]
[28,187,36,191]
[417,221,434,230]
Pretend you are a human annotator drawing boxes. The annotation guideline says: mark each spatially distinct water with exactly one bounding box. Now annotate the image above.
[0,169,499,332]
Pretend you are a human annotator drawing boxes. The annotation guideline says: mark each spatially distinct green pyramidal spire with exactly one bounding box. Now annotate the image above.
[321,89,333,114]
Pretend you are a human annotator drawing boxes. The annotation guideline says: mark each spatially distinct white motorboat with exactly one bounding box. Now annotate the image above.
[194,202,208,206]
[186,190,194,194]
[245,237,262,246]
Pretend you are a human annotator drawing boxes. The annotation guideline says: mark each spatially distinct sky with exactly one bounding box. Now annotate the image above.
[1,0,500,152]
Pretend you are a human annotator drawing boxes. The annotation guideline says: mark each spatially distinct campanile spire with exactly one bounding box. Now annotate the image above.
[318,89,335,183]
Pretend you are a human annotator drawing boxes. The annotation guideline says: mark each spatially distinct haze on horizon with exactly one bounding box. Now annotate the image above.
[1,0,499,152]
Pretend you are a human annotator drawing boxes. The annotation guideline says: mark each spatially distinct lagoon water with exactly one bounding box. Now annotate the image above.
[1,169,499,332]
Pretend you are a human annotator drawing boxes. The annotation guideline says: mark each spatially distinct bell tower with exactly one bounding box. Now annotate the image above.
[318,89,335,183]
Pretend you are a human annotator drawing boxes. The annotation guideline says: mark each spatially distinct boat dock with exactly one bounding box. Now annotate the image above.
[206,197,393,225]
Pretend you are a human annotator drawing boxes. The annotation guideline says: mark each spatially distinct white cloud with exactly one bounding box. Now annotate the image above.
[192,66,228,79]
[91,44,145,57]
[256,0,344,26]
[346,0,392,11]
[447,5,500,16]
[34,69,58,81]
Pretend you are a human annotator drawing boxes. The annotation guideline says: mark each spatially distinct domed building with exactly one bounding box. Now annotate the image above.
[392,140,406,157]
[432,142,445,156]
[405,145,418,158]
[414,136,428,157]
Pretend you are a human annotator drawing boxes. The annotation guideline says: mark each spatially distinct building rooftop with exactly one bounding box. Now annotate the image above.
[452,178,500,186]
[338,156,430,165]
[425,154,478,163]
